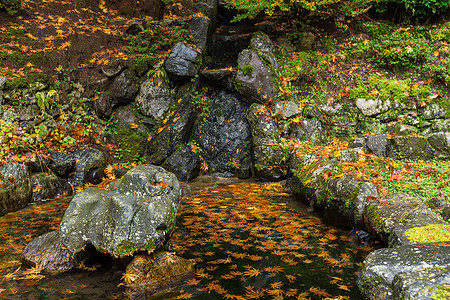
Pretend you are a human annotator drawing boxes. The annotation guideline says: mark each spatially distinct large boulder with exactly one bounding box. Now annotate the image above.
[135,72,172,123]
[235,32,278,104]
[247,103,288,180]
[164,43,201,81]
[388,135,435,160]
[21,231,87,273]
[0,163,32,216]
[60,165,181,257]
[193,90,251,176]
[30,150,76,178]
[358,244,450,300]
[68,148,106,188]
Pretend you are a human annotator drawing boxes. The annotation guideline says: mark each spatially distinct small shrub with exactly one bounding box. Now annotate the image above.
[372,0,450,21]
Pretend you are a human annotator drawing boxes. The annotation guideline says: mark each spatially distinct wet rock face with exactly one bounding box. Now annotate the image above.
[146,82,197,165]
[31,173,72,202]
[21,231,86,273]
[31,150,76,178]
[193,90,251,176]
[164,145,200,182]
[0,163,32,216]
[358,244,450,300]
[68,148,106,188]
[164,43,201,81]
[125,252,195,297]
[60,165,181,257]
[247,103,288,181]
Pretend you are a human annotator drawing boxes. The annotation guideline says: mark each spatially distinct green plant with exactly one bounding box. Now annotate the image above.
[101,116,118,136]
[192,87,211,118]
[372,0,450,20]
[239,65,255,76]
[0,0,22,15]
[35,90,57,111]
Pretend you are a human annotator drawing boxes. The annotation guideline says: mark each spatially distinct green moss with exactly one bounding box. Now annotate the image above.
[239,64,255,76]
[430,285,450,300]
[132,55,155,75]
[113,124,147,163]
[404,224,450,243]
[117,240,136,256]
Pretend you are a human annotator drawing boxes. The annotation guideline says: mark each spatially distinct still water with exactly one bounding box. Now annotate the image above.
[0,178,374,299]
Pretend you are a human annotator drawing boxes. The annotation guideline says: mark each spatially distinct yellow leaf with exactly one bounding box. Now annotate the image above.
[368,89,379,96]
[432,50,439,57]
[333,150,341,157]
[412,83,421,89]
[129,123,139,129]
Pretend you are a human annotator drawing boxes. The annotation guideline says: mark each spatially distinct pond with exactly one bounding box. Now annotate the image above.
[0,177,376,299]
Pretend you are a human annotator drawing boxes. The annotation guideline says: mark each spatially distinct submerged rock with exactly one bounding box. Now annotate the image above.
[31,173,72,202]
[124,252,195,297]
[164,145,201,181]
[60,165,181,257]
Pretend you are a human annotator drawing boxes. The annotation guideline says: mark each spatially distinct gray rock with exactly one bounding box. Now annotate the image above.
[164,145,200,181]
[427,132,450,157]
[247,103,288,180]
[363,193,442,243]
[93,92,114,118]
[290,119,326,145]
[60,165,181,256]
[422,104,446,120]
[68,148,106,188]
[0,163,32,216]
[114,107,137,127]
[126,19,144,35]
[365,134,390,158]
[146,82,197,164]
[31,150,76,178]
[356,98,391,116]
[358,244,450,300]
[273,101,300,118]
[190,14,211,49]
[164,43,201,81]
[199,69,232,88]
[349,137,366,149]
[101,60,124,77]
[31,173,72,202]
[0,76,5,115]
[389,135,435,160]
[235,32,278,104]
[193,90,251,176]
[21,231,86,273]
[135,74,171,122]
[296,32,315,51]
[195,0,217,22]
[235,49,276,103]
[108,69,140,106]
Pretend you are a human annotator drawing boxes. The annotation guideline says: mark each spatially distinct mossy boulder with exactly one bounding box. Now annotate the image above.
[388,135,435,161]
[60,165,181,257]
[363,193,442,243]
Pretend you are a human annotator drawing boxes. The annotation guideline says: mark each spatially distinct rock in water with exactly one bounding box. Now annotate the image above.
[21,231,86,273]
[60,165,181,257]
[124,252,195,297]
[0,163,32,216]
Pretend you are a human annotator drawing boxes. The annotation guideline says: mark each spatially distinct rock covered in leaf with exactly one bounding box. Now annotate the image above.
[135,72,171,123]
[68,148,106,188]
[247,103,288,180]
[358,244,450,300]
[0,163,32,216]
[60,165,181,257]
[193,90,251,176]
[124,252,195,297]
[164,43,201,81]
[21,231,87,273]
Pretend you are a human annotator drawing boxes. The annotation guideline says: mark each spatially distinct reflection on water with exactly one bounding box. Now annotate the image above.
[0,178,374,299]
